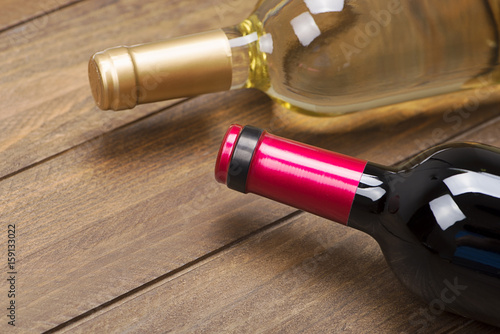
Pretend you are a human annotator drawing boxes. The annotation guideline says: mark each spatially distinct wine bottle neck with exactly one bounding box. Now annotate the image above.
[223,27,253,90]
[88,16,269,111]
[215,125,368,224]
[89,29,237,110]
[347,163,394,235]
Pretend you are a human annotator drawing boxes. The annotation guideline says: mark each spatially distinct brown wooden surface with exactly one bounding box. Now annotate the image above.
[0,0,80,31]
[1,1,499,333]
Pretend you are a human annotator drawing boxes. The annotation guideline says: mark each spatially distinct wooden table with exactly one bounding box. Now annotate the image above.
[1,1,499,333]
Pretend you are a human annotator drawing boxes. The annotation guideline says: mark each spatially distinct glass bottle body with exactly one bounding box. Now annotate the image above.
[233,0,500,115]
[215,125,500,326]
[89,0,500,113]
[350,145,500,327]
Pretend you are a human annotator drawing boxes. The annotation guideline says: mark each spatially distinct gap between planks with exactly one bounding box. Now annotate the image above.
[23,101,500,333]
[391,112,500,167]
[449,113,500,142]
[42,210,305,333]
[0,98,190,185]
[0,0,84,35]
[41,110,500,333]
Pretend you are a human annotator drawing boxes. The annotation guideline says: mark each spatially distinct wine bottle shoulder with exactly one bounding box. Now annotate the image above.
[349,143,500,326]
[362,143,500,253]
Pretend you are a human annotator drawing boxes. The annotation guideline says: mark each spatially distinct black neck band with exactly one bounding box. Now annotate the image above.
[227,126,264,193]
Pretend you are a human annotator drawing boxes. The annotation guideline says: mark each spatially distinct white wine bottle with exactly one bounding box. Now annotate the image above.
[88,0,500,115]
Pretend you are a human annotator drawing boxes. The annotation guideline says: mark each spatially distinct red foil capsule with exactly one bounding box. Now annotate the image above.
[216,124,500,327]
[215,124,367,224]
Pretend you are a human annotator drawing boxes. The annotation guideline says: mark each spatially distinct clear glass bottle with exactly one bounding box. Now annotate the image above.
[89,0,500,115]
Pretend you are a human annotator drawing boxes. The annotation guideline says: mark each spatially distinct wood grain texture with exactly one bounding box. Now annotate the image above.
[61,212,499,334]
[0,0,254,180]
[0,0,499,333]
[59,114,500,334]
[0,0,80,32]
[1,88,498,332]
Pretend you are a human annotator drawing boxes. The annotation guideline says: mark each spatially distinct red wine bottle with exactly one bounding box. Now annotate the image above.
[215,124,500,327]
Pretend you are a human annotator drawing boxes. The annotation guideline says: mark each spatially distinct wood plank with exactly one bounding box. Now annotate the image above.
[455,115,500,144]
[0,0,254,179]
[267,85,500,166]
[0,90,290,332]
[57,112,500,333]
[2,1,500,332]
[0,0,79,32]
[1,87,498,332]
[60,212,499,333]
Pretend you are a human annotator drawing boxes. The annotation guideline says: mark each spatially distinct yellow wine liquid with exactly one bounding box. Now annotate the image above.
[236,0,500,115]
